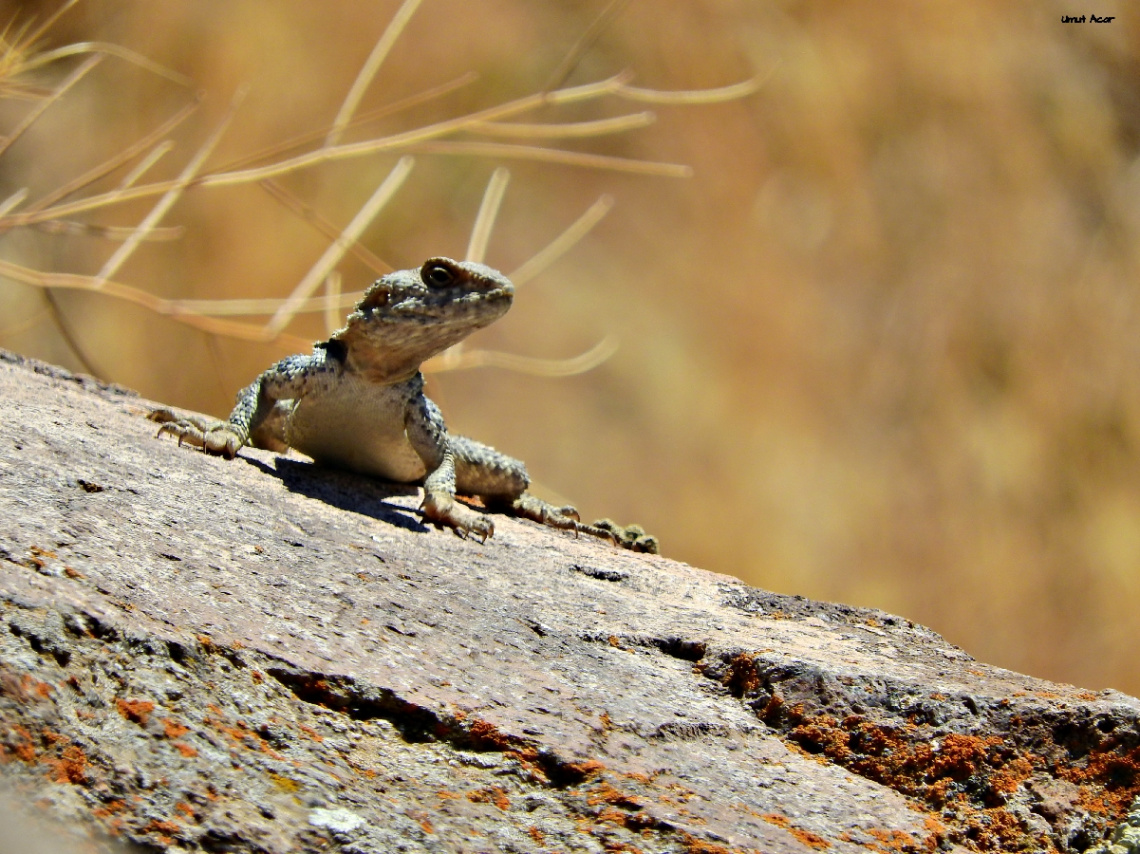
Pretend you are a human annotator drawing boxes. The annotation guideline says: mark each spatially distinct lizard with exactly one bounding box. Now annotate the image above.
[149,257,658,553]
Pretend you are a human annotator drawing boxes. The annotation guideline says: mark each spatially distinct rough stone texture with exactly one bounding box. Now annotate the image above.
[1,348,1140,854]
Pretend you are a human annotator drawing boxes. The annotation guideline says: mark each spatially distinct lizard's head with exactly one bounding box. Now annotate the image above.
[330,257,515,381]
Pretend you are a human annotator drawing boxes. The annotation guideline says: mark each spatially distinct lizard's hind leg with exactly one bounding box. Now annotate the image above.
[451,435,658,552]
[452,436,581,531]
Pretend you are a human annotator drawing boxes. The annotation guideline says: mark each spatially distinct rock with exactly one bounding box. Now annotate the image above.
[0,347,1138,853]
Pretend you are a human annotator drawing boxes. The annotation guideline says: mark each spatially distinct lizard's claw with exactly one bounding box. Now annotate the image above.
[509,499,659,552]
[511,495,580,533]
[149,408,245,459]
[468,517,494,544]
[579,519,661,554]
[421,492,495,543]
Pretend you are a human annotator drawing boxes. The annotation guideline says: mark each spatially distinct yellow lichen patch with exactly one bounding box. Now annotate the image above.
[267,772,300,793]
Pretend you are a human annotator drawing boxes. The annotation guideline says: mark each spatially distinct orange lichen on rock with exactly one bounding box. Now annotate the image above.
[203,715,283,760]
[563,758,606,779]
[467,786,511,810]
[18,675,54,699]
[144,818,180,845]
[923,815,946,835]
[761,814,831,850]
[1058,743,1140,817]
[706,652,761,698]
[677,831,738,854]
[92,799,126,819]
[789,714,1025,805]
[466,717,516,750]
[162,718,190,739]
[115,698,155,725]
[790,827,831,850]
[926,734,1005,783]
[602,844,645,854]
[268,772,300,793]
[866,827,919,851]
[45,743,88,784]
[586,781,643,810]
[298,724,323,742]
[771,710,1078,850]
[989,755,1036,796]
[7,724,37,762]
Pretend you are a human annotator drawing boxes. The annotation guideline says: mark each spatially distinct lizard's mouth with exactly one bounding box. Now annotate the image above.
[391,285,513,320]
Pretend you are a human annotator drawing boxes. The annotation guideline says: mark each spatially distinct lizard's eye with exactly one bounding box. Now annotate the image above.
[422,261,457,288]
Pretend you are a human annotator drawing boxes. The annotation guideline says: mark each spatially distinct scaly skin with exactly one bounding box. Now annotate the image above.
[150,257,658,553]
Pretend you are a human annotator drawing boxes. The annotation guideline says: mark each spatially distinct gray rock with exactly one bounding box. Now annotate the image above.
[1,348,1138,852]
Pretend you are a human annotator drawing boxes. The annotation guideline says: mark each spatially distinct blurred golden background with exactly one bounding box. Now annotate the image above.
[2,0,1139,695]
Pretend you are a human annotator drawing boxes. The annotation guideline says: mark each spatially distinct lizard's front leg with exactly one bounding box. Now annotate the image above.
[151,352,330,458]
[148,388,256,459]
[405,395,495,542]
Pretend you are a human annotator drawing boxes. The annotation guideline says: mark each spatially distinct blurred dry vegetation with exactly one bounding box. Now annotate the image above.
[1,0,1139,695]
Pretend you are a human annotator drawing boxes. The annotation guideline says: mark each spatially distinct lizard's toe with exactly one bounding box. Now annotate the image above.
[422,492,496,543]
[582,519,659,553]
[468,516,495,544]
[510,495,579,531]
[147,407,178,425]
[155,419,207,448]
[151,409,245,459]
[202,427,243,459]
[632,533,659,554]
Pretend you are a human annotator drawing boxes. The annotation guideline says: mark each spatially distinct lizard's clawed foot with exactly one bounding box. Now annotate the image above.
[510,495,581,532]
[148,408,245,459]
[580,518,660,554]
[508,497,658,552]
[421,492,495,543]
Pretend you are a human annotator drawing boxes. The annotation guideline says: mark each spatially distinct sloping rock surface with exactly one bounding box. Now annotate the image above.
[1,348,1139,853]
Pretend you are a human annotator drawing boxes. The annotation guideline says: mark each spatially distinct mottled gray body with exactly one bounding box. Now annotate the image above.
[151,257,656,551]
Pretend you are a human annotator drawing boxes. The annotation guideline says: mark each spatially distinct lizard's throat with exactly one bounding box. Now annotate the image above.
[335,327,468,384]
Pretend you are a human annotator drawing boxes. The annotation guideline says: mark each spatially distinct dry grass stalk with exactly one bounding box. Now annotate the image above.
[259,180,390,275]
[325,0,425,147]
[265,156,416,336]
[90,88,245,290]
[0,0,759,376]
[465,167,511,264]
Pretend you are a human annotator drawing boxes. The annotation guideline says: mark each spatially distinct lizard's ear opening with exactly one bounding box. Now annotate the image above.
[359,286,390,312]
[421,259,458,288]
